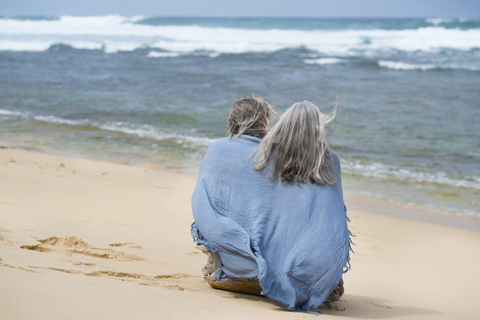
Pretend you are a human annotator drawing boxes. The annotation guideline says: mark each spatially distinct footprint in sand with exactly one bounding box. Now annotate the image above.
[21,243,61,253]
[70,261,97,267]
[109,242,142,249]
[365,299,393,309]
[35,266,196,288]
[44,267,83,274]
[320,305,346,312]
[0,233,17,244]
[85,271,145,279]
[20,236,142,261]
[19,236,199,291]
[164,284,185,291]
[0,261,43,274]
[154,273,195,280]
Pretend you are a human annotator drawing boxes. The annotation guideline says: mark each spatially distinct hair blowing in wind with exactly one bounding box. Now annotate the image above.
[254,100,337,185]
[227,95,276,138]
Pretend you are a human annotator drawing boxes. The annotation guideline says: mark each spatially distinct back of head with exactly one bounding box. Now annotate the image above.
[254,100,337,185]
[227,95,276,138]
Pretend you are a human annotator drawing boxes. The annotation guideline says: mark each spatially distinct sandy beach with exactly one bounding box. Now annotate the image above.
[1,146,479,320]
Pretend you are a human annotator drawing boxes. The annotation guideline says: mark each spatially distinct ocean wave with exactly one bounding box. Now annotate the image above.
[378,60,480,71]
[342,160,480,190]
[378,60,436,71]
[0,108,26,116]
[33,115,88,126]
[99,122,217,146]
[1,15,479,55]
[426,18,454,26]
[304,58,344,65]
[147,51,181,58]
[127,16,148,23]
[0,40,147,53]
[0,108,217,147]
[0,40,53,51]
[103,41,145,54]
[425,18,480,30]
[0,40,103,52]
[0,108,91,125]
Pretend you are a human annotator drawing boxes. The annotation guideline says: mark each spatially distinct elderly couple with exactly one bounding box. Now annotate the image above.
[191,96,352,313]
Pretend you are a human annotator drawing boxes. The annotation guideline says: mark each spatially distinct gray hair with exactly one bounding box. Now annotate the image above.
[227,95,277,138]
[254,100,337,185]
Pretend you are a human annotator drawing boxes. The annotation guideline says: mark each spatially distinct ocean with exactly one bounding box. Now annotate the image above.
[0,16,479,219]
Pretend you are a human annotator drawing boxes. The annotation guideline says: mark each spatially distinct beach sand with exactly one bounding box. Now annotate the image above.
[1,147,479,320]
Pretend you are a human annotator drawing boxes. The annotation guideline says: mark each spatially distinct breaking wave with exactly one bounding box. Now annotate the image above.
[378,60,480,71]
[378,61,436,71]
[342,159,480,190]
[1,15,479,55]
[147,51,182,58]
[98,122,217,146]
[0,108,217,147]
[304,58,345,65]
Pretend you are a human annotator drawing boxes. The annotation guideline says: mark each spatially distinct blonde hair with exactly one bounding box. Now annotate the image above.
[254,100,337,185]
[227,95,277,138]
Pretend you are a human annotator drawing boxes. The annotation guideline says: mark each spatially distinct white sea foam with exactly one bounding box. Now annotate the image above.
[99,122,159,137]
[99,122,217,146]
[0,40,52,51]
[426,18,454,26]
[149,39,285,54]
[0,40,104,51]
[0,108,217,147]
[378,60,436,71]
[342,160,480,190]
[378,60,480,71]
[0,108,28,117]
[1,16,479,55]
[104,41,145,53]
[304,58,344,65]
[33,115,88,126]
[127,16,148,23]
[147,51,181,58]
[0,109,91,125]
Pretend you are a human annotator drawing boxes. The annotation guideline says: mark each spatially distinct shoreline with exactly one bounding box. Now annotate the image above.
[1,143,478,233]
[1,145,480,319]
[346,196,480,233]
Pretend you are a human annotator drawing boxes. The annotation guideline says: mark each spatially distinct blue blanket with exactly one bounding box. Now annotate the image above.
[191,135,352,313]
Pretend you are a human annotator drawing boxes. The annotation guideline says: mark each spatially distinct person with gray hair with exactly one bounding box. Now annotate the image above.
[191,99,351,313]
[254,100,337,185]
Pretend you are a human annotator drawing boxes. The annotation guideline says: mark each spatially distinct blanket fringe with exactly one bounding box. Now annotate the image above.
[344,205,356,273]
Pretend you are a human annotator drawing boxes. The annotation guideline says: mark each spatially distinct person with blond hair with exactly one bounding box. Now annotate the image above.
[191,99,351,313]
[226,95,276,139]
